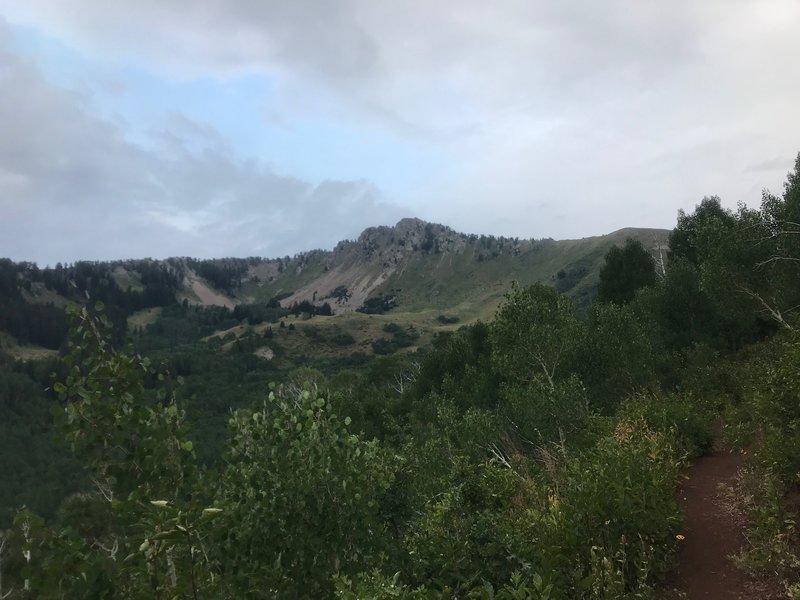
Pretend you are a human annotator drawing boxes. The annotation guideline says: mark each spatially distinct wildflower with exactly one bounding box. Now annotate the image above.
[675,534,685,541]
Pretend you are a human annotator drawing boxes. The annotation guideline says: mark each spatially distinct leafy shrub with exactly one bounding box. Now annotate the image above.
[372,337,397,355]
[358,294,398,314]
[499,375,591,447]
[334,570,555,599]
[619,392,714,458]
[734,467,800,585]
[213,385,396,597]
[436,314,460,324]
[331,332,356,346]
[383,322,404,335]
[558,418,684,590]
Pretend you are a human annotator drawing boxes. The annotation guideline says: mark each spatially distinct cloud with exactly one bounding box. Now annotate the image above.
[0,22,405,264]
[746,157,794,173]
[1,1,799,250]
[0,1,378,81]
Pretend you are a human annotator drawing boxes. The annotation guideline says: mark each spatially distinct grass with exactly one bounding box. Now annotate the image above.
[228,227,669,323]
[201,306,480,367]
[197,227,670,363]
[0,332,59,361]
[127,307,163,332]
[111,266,145,293]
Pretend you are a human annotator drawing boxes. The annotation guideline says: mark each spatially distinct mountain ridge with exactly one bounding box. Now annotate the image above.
[7,218,670,320]
[233,219,669,316]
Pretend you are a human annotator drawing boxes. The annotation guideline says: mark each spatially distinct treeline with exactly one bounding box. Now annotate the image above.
[185,258,260,293]
[0,259,185,347]
[0,352,85,527]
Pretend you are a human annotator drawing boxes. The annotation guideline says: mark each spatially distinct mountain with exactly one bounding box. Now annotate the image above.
[197,218,668,318]
[0,219,669,362]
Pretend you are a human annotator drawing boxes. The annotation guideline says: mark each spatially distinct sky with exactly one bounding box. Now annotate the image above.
[0,1,799,265]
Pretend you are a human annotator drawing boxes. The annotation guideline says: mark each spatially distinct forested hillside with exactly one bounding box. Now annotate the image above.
[1,156,800,598]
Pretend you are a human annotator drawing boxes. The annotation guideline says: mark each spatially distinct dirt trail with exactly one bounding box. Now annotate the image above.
[664,438,750,599]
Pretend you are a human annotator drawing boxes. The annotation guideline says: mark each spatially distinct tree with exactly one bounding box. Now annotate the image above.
[668,163,800,334]
[580,302,661,412]
[213,385,394,597]
[634,258,718,350]
[597,238,656,305]
[668,196,736,265]
[490,283,583,390]
[15,305,220,598]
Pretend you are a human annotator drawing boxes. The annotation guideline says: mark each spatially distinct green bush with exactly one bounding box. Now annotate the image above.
[558,418,684,590]
[619,392,714,458]
[331,332,356,346]
[213,385,396,597]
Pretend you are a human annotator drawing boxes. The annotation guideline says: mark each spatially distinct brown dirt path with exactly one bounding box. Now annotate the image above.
[663,440,750,599]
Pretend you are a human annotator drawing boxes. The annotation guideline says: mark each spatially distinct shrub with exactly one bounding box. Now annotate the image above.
[213,386,395,597]
[331,332,356,346]
[619,392,714,458]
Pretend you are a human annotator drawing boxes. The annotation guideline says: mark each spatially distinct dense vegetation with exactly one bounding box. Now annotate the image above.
[0,156,799,597]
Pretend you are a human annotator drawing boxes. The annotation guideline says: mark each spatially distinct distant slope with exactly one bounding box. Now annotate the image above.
[235,219,669,317]
[0,220,669,353]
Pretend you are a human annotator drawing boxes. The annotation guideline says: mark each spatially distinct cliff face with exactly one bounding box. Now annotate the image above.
[266,219,472,311]
[331,218,467,265]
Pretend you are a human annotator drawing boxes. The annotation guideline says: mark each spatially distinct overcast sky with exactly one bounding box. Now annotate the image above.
[1,1,798,265]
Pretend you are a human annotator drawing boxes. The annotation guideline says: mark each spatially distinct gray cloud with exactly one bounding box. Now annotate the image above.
[0,23,405,264]
[746,157,793,173]
[1,1,799,250]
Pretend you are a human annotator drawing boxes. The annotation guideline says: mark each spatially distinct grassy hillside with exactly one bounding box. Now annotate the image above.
[232,222,669,319]
[0,221,669,373]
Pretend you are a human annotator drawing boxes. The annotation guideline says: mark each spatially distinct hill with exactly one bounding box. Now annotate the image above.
[231,219,668,319]
[0,220,668,363]
[140,219,669,319]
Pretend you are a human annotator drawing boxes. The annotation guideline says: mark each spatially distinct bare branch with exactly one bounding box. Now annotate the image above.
[93,537,120,560]
[736,284,794,330]
[92,477,115,503]
[756,255,800,268]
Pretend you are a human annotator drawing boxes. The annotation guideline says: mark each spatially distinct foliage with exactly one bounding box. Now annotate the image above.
[6,304,220,599]
[668,196,736,266]
[619,393,713,458]
[499,376,590,447]
[186,258,249,293]
[579,302,661,413]
[597,239,656,305]
[0,354,84,527]
[211,384,395,598]
[436,314,459,324]
[373,323,420,354]
[232,302,289,325]
[358,293,399,315]
[557,418,684,590]
[733,467,800,587]
[490,283,583,390]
